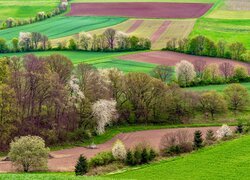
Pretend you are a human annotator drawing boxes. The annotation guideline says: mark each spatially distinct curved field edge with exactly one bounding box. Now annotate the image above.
[106,135,250,179]
[0,16,128,41]
[0,134,247,179]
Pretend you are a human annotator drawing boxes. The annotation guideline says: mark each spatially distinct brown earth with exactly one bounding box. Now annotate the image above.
[68,2,213,19]
[119,51,250,68]
[151,21,171,43]
[0,126,235,172]
[126,20,144,33]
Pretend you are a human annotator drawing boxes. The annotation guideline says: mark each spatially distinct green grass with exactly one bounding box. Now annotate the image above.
[0,51,156,73]
[73,0,217,2]
[190,18,250,49]
[0,16,127,41]
[186,82,250,93]
[0,0,60,21]
[107,135,250,179]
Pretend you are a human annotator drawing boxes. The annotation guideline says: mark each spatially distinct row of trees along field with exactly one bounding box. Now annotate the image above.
[163,35,249,62]
[0,54,249,151]
[152,60,250,87]
[0,29,151,53]
[0,0,69,30]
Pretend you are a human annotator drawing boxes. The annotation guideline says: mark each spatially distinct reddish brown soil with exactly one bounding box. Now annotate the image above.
[0,126,235,172]
[68,3,213,18]
[120,51,250,68]
[151,21,171,43]
[126,20,144,33]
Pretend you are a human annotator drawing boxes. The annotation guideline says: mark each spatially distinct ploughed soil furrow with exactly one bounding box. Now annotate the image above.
[151,21,171,43]
[119,51,250,68]
[0,126,235,172]
[68,2,213,19]
[126,20,144,33]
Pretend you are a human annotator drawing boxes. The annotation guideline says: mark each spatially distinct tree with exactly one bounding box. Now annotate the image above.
[41,35,48,50]
[75,155,88,176]
[78,32,92,50]
[92,99,117,134]
[219,62,234,80]
[193,60,206,77]
[19,32,32,51]
[31,32,42,49]
[229,42,246,60]
[176,60,196,87]
[205,130,216,142]
[112,139,127,161]
[193,130,203,149]
[115,31,129,50]
[217,40,227,57]
[103,28,116,50]
[199,91,227,119]
[68,38,77,50]
[151,65,174,82]
[126,150,134,165]
[5,17,15,28]
[224,83,249,115]
[12,38,19,52]
[8,136,49,172]
[0,38,8,53]
[141,148,149,164]
[216,124,232,139]
[233,66,248,81]
[202,64,220,84]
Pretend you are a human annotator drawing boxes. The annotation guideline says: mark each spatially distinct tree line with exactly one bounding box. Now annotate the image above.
[1,0,69,30]
[0,54,249,151]
[151,60,250,87]
[0,29,151,53]
[163,35,249,62]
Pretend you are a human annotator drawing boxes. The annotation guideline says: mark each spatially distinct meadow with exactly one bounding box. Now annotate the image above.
[0,0,60,21]
[0,51,156,73]
[0,16,127,41]
[107,135,250,179]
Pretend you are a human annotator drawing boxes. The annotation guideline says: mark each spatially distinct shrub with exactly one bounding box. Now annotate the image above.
[216,124,233,139]
[235,123,243,134]
[112,140,127,161]
[126,150,135,166]
[148,149,157,161]
[133,148,142,165]
[89,152,115,168]
[205,129,216,145]
[141,148,149,164]
[193,130,203,149]
[8,136,49,172]
[75,155,88,176]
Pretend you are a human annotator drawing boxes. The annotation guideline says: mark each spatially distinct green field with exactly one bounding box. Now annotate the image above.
[187,82,250,93]
[0,16,127,41]
[73,0,217,2]
[190,18,250,49]
[0,0,60,21]
[0,51,156,73]
[107,135,250,179]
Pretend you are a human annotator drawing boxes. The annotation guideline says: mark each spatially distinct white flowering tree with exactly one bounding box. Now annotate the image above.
[176,60,196,87]
[112,139,127,161]
[115,31,129,49]
[37,12,46,20]
[216,124,233,139]
[69,76,85,105]
[92,99,117,134]
[78,32,93,50]
[19,32,32,50]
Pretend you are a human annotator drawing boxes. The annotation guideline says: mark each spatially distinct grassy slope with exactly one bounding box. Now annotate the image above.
[73,0,217,2]
[0,0,60,21]
[107,135,250,179]
[0,16,127,42]
[1,134,249,179]
[0,51,156,73]
[187,82,250,93]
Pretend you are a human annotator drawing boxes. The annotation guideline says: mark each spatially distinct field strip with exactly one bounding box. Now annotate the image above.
[126,20,144,33]
[151,21,171,43]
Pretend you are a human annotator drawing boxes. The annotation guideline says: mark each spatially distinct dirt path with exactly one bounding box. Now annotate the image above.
[0,126,235,172]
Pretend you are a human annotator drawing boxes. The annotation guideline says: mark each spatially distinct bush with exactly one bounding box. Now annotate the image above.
[112,140,127,161]
[75,155,88,176]
[89,152,115,168]
[216,124,233,139]
[148,149,157,161]
[8,136,49,172]
[193,130,203,149]
[205,129,216,145]
[126,150,135,166]
[235,123,243,134]
[141,148,149,164]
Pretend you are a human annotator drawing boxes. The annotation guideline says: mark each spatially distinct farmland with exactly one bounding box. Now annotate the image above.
[0,0,60,21]
[0,51,156,73]
[107,135,250,179]
[0,16,127,42]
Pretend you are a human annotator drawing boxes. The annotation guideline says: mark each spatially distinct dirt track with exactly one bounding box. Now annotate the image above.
[68,3,213,19]
[120,51,250,68]
[0,126,235,172]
